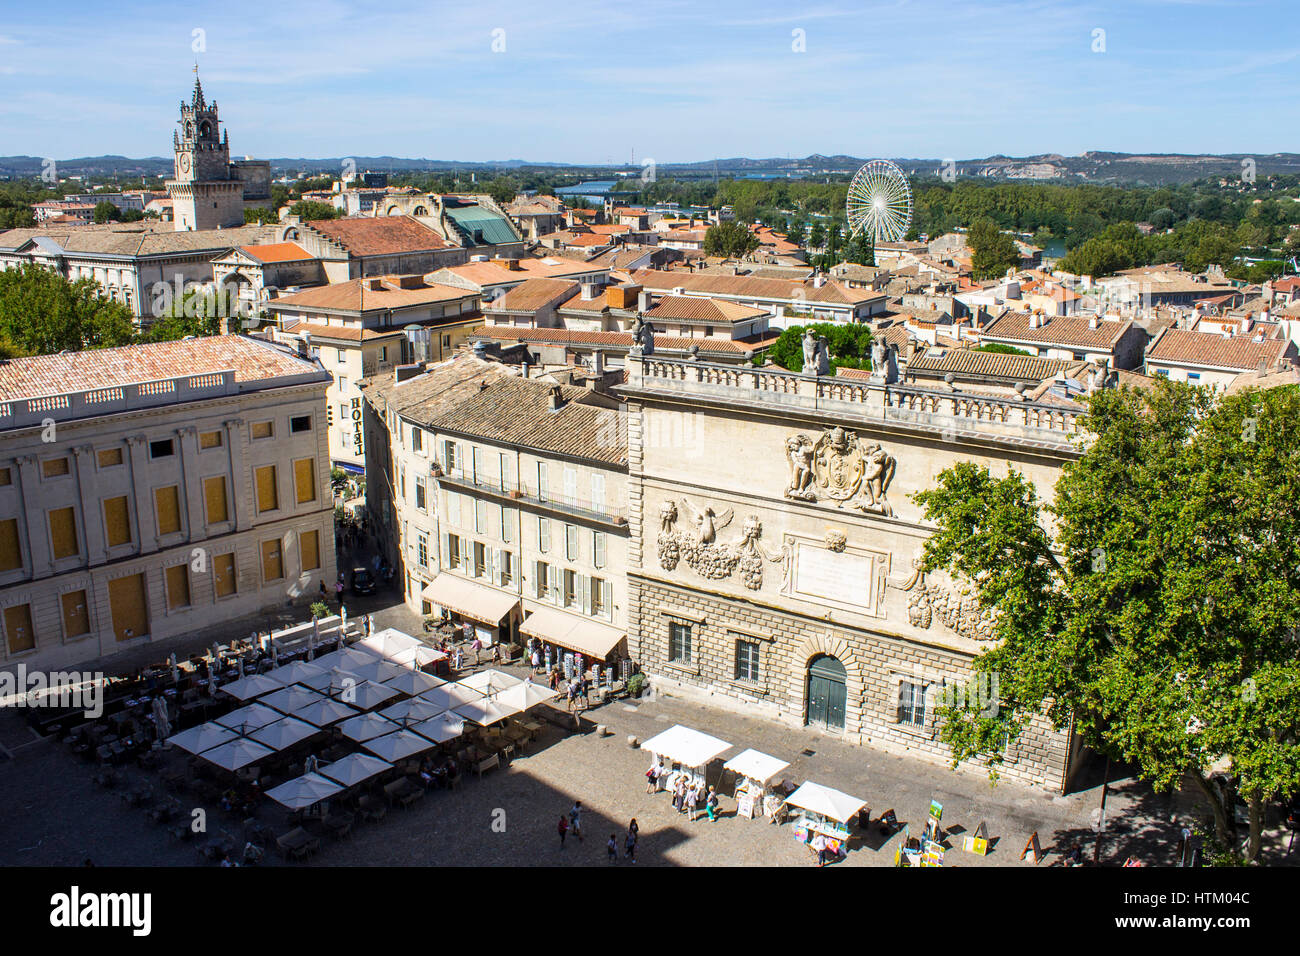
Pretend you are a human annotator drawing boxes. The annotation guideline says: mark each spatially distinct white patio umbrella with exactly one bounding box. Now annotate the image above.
[219,673,283,701]
[363,728,435,762]
[453,697,522,727]
[291,697,358,726]
[411,714,465,744]
[265,772,344,811]
[339,605,348,639]
[383,670,445,697]
[639,725,732,770]
[151,696,172,742]
[723,749,790,787]
[236,656,245,679]
[458,669,524,698]
[214,702,284,734]
[268,660,326,686]
[202,737,275,771]
[250,717,320,751]
[301,667,364,694]
[390,645,447,668]
[331,679,399,710]
[495,681,558,712]
[318,752,392,788]
[359,628,421,658]
[338,711,400,743]
[348,658,409,684]
[259,684,324,713]
[168,722,240,755]
[306,624,317,662]
[380,697,447,724]
[271,643,280,667]
[419,684,485,711]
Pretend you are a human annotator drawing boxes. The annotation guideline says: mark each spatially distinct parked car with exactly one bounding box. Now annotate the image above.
[351,566,377,596]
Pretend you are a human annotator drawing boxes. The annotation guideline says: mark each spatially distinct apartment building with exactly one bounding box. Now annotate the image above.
[0,336,335,673]
[361,352,629,664]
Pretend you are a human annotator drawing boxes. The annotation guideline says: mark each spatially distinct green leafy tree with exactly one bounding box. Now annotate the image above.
[92,201,121,224]
[768,322,874,372]
[244,207,279,225]
[0,263,134,354]
[135,288,225,343]
[290,200,342,221]
[486,176,519,206]
[703,221,759,259]
[969,218,1021,279]
[972,343,1031,356]
[914,381,1300,864]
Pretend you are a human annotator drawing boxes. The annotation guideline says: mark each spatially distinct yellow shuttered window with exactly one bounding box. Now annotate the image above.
[42,457,69,478]
[0,518,21,571]
[103,496,132,547]
[261,539,283,582]
[97,448,123,468]
[294,458,316,504]
[251,421,273,439]
[155,486,182,535]
[204,476,229,524]
[255,466,278,513]
[4,603,34,653]
[61,589,90,638]
[300,529,320,571]
[107,573,149,642]
[199,430,223,449]
[0,467,11,485]
[214,552,237,597]
[49,507,78,559]
[165,564,191,610]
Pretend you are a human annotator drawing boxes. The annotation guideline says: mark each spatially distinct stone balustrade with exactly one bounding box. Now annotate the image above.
[0,370,239,431]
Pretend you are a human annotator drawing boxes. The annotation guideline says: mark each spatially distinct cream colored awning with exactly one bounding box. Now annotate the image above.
[421,575,519,625]
[519,606,626,660]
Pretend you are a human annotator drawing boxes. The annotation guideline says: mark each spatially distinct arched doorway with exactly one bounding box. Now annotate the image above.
[806,655,846,731]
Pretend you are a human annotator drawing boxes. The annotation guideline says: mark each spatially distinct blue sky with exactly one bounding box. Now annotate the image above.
[0,0,1295,164]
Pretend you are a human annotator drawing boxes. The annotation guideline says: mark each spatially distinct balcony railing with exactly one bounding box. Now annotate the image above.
[432,467,628,529]
[625,355,1083,447]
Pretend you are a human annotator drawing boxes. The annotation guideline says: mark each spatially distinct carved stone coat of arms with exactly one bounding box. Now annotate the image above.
[785,427,897,516]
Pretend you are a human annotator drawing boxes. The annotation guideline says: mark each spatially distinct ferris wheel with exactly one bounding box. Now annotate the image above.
[845,159,913,243]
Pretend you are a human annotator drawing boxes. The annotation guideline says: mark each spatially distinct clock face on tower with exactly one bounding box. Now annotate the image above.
[177,152,191,177]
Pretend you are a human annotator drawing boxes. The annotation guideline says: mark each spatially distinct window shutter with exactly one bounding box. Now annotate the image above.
[548,564,559,603]
[563,467,577,503]
[602,581,613,619]
[591,473,605,512]
[537,461,548,500]
[535,561,546,598]
[539,517,550,553]
[443,533,451,568]
[593,531,605,568]
[448,491,459,527]
[484,546,495,582]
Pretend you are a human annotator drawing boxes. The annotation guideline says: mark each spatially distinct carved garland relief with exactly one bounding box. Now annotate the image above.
[897,553,999,642]
[657,499,781,590]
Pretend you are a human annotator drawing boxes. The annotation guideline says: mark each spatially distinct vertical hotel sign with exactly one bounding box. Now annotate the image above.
[351,397,363,456]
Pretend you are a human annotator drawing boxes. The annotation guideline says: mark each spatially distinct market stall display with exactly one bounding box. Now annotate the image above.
[722,749,790,819]
[783,781,867,860]
[640,724,732,791]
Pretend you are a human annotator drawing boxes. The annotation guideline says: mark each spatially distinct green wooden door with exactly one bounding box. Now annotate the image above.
[807,655,846,731]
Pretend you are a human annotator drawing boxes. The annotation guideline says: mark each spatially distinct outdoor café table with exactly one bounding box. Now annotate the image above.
[322,813,353,838]
[520,719,543,735]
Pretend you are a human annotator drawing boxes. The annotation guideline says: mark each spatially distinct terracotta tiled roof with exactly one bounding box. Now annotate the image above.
[433,257,599,289]
[285,322,407,343]
[471,325,779,356]
[981,311,1134,350]
[907,349,1077,381]
[307,216,449,256]
[490,278,579,313]
[362,353,626,466]
[0,335,321,402]
[239,242,312,263]
[631,269,882,306]
[644,296,768,323]
[0,223,268,257]
[1145,328,1294,372]
[269,275,476,314]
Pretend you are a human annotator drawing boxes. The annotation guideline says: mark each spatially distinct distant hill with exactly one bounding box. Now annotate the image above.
[3,151,1299,186]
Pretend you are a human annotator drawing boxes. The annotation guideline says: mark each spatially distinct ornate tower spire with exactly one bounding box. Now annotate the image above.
[192,63,205,109]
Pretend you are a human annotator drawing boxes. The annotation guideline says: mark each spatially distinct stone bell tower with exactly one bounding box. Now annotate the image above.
[165,71,245,231]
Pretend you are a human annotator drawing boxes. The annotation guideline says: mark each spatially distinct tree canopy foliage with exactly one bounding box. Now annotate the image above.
[702,221,759,259]
[768,322,874,372]
[0,262,134,354]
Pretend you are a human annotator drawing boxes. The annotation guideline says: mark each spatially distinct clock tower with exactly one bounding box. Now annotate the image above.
[165,72,246,231]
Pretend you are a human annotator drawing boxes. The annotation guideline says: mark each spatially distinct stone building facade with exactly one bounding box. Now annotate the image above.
[618,356,1085,791]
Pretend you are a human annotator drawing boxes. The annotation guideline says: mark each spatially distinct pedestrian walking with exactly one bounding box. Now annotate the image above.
[812,833,829,867]
[607,834,618,863]
[453,646,463,672]
[626,819,639,863]
[531,646,541,673]
[673,777,686,812]
[471,635,482,665]
[365,614,373,638]
[685,782,699,821]
[569,801,584,842]
[557,815,568,849]
[566,680,577,713]
[705,786,719,823]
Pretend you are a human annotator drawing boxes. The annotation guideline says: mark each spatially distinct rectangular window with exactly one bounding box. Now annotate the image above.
[563,569,577,608]
[338,376,348,392]
[103,495,132,547]
[412,428,422,452]
[251,421,274,440]
[214,552,237,597]
[499,452,510,492]
[591,473,605,512]
[473,541,487,578]
[155,485,182,535]
[499,550,513,586]
[447,534,461,569]
[472,446,482,483]
[261,538,284,582]
[337,347,346,365]
[107,573,148,642]
[61,589,90,639]
[415,478,427,512]
[290,415,312,433]
[538,517,550,553]
[669,621,693,664]
[417,533,429,568]
[149,439,174,459]
[565,524,578,562]
[199,430,223,449]
[735,640,760,683]
[165,564,192,610]
[293,458,317,504]
[500,506,512,544]
[443,440,457,475]
[535,560,549,599]
[203,476,229,524]
[591,576,606,616]
[49,507,78,559]
[43,457,70,478]
[97,448,124,467]
[563,467,577,503]
[475,499,486,535]
[0,467,10,485]
[0,518,21,571]
[4,602,35,653]
[300,529,321,571]
[593,531,606,569]
[255,465,279,512]
[898,681,927,727]
[537,461,548,501]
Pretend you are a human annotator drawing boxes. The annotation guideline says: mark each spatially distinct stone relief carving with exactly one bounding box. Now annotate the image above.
[824,529,847,552]
[657,498,780,590]
[897,552,998,642]
[783,427,897,516]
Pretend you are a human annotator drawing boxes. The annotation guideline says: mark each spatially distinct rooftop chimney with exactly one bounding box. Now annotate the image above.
[548,385,565,411]
[1088,315,1100,330]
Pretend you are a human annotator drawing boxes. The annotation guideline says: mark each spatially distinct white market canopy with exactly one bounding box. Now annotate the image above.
[518,606,626,660]
[218,673,283,701]
[784,781,868,824]
[167,722,239,755]
[348,658,410,685]
[640,725,732,769]
[421,574,519,625]
[390,645,448,668]
[301,667,365,694]
[250,716,321,751]
[318,752,393,788]
[214,702,284,734]
[265,772,344,810]
[358,628,422,657]
[457,669,523,697]
[201,737,275,771]
[259,684,325,713]
[723,749,791,786]
[494,682,558,712]
[363,728,436,762]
